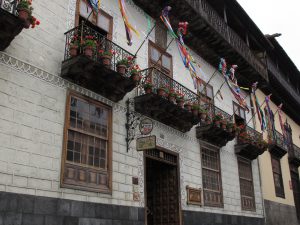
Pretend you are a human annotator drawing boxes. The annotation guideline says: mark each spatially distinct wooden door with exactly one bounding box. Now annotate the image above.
[146,155,180,225]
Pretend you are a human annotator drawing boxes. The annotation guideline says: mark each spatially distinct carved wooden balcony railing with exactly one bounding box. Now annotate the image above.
[235,126,266,160]
[186,0,268,81]
[134,68,200,132]
[289,144,300,167]
[61,23,137,102]
[268,130,288,158]
[196,105,236,147]
[0,0,26,50]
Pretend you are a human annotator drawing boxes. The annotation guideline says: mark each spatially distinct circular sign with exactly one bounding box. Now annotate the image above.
[139,118,153,135]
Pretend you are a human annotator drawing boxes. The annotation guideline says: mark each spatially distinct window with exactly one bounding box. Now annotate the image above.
[149,41,173,77]
[233,102,246,126]
[155,23,167,48]
[201,143,223,207]
[76,0,113,39]
[271,155,285,198]
[61,92,112,193]
[238,157,255,211]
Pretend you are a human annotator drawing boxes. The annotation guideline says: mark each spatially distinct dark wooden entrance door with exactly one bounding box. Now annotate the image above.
[145,151,180,225]
[291,169,300,220]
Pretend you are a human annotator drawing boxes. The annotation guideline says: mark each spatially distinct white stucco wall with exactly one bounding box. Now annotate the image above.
[0,0,263,218]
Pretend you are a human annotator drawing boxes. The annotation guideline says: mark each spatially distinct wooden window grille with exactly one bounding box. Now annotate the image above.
[233,102,246,126]
[61,92,112,193]
[238,157,256,211]
[271,155,285,198]
[201,144,223,207]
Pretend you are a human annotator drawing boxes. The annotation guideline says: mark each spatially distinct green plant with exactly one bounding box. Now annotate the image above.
[213,113,223,121]
[227,122,235,129]
[116,59,129,66]
[198,107,207,114]
[158,85,168,93]
[143,82,153,89]
[130,64,141,74]
[17,0,33,13]
[176,92,185,100]
[192,104,200,110]
[82,35,97,49]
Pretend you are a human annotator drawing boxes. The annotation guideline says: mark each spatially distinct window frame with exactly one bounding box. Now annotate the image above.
[148,40,173,77]
[271,155,285,198]
[237,157,256,211]
[75,0,113,40]
[61,91,112,193]
[201,143,223,208]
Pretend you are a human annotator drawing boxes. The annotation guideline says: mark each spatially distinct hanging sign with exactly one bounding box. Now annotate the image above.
[139,118,153,135]
[136,135,156,151]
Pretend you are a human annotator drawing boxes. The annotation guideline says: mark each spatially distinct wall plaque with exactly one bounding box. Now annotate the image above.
[136,135,156,151]
[186,186,202,206]
[139,118,153,135]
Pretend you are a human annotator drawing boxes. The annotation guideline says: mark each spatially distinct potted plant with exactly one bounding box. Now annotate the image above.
[130,64,141,84]
[176,93,185,108]
[191,104,200,117]
[184,102,192,112]
[198,107,207,120]
[82,35,97,58]
[27,15,40,29]
[220,119,227,130]
[213,113,223,127]
[98,49,114,66]
[226,122,235,133]
[17,0,33,21]
[205,116,212,125]
[116,59,129,74]
[168,89,177,103]
[238,131,250,144]
[157,86,168,97]
[143,82,153,94]
[69,35,80,57]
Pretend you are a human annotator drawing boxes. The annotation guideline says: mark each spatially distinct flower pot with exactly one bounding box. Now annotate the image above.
[221,123,227,130]
[192,109,198,117]
[131,72,141,84]
[144,87,152,94]
[214,120,221,128]
[169,96,176,103]
[185,104,192,112]
[23,19,31,29]
[18,9,29,21]
[69,46,78,57]
[117,64,127,75]
[84,46,94,58]
[101,55,112,67]
[157,88,166,97]
[177,99,184,108]
[206,119,212,125]
[199,113,207,120]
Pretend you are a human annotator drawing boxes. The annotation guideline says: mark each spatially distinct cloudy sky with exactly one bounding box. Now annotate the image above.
[237,0,300,70]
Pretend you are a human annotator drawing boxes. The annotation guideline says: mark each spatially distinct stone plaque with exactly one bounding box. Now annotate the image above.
[136,135,156,151]
[186,186,202,206]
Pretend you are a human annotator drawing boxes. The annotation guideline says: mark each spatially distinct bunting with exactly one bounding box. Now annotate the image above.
[265,95,276,139]
[83,0,101,14]
[251,82,266,131]
[218,58,249,111]
[118,0,140,46]
[278,103,286,141]
[160,6,202,89]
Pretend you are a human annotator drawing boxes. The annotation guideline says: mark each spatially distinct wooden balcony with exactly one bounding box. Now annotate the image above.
[134,68,200,132]
[235,126,266,160]
[0,0,26,50]
[289,144,300,167]
[61,23,137,102]
[132,0,268,87]
[268,130,288,158]
[196,106,235,147]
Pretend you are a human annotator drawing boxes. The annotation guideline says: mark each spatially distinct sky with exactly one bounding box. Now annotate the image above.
[236,0,300,70]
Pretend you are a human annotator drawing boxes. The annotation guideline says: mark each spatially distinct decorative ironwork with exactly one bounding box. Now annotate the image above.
[138,67,199,101]
[289,144,300,166]
[1,0,18,14]
[235,125,265,160]
[135,67,201,132]
[126,99,141,152]
[268,130,288,158]
[63,22,134,76]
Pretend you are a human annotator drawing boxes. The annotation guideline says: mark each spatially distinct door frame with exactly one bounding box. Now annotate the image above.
[143,146,182,225]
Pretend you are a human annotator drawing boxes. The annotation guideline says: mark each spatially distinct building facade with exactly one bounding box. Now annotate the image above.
[0,0,299,225]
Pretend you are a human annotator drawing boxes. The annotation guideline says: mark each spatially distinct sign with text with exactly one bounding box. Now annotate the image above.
[136,136,156,151]
[139,118,153,135]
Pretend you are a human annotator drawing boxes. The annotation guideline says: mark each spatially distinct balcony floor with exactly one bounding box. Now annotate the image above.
[0,8,24,50]
[61,55,137,102]
[235,143,266,160]
[269,144,287,158]
[134,93,200,132]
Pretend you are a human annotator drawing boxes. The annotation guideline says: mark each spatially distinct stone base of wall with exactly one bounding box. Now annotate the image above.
[264,199,299,225]
[183,210,265,225]
[0,191,144,225]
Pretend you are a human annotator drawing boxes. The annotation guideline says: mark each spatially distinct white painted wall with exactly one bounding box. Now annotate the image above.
[0,0,263,218]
